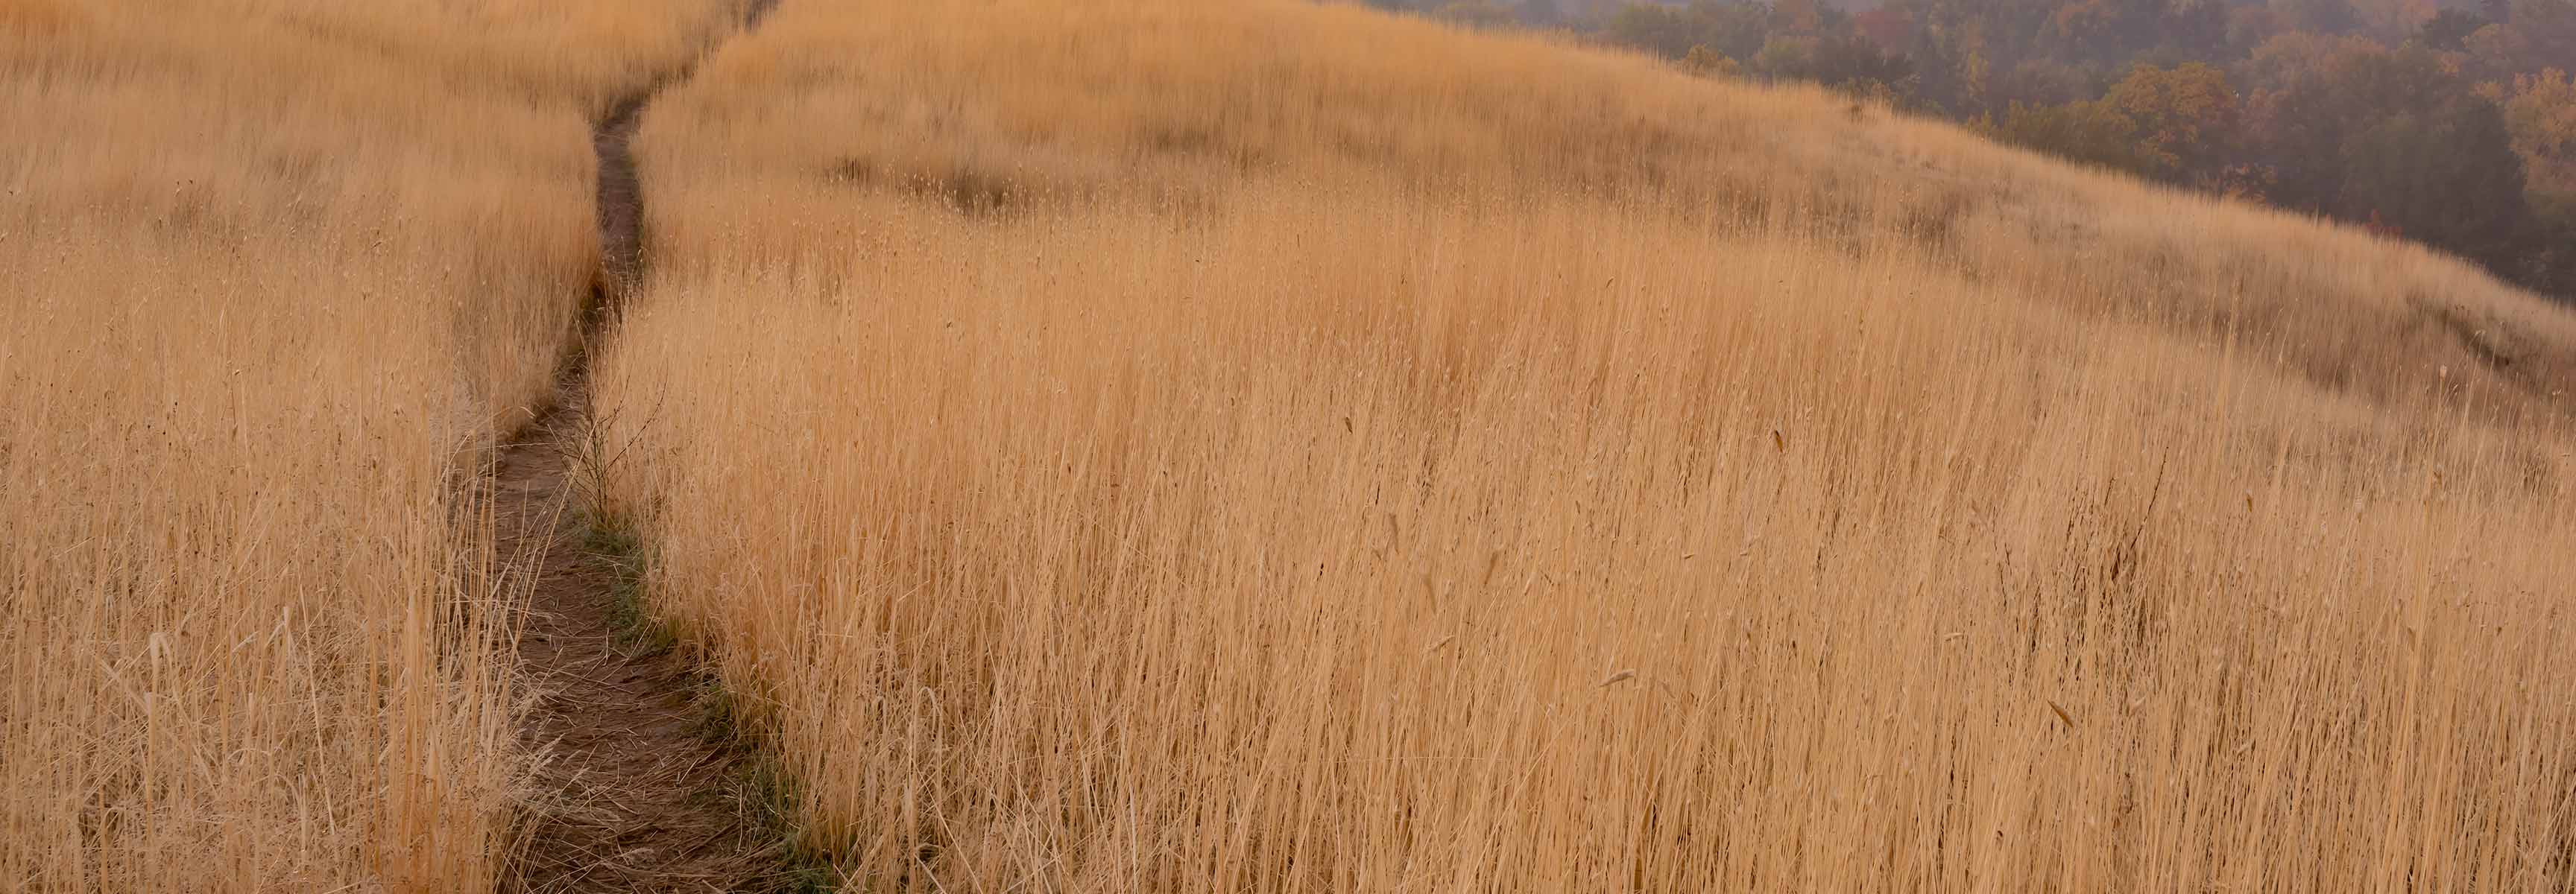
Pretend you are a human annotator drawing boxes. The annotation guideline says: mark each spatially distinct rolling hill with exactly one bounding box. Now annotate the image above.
[587,0,2576,890]
[6,0,2574,890]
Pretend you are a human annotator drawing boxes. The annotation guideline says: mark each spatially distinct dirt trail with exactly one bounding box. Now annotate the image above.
[495,2,787,891]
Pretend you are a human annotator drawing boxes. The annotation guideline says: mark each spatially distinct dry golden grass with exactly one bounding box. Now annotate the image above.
[590,0,2576,890]
[0,0,738,888]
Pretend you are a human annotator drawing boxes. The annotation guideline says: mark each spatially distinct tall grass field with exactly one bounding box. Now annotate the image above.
[588,1,2576,890]
[6,0,2574,890]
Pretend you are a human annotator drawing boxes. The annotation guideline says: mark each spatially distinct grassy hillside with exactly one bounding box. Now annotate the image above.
[0,0,736,888]
[590,0,2576,890]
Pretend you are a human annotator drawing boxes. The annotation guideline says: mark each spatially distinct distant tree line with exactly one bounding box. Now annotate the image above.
[1369,0,2576,304]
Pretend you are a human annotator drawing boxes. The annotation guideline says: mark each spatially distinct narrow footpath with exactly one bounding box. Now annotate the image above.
[494,2,786,890]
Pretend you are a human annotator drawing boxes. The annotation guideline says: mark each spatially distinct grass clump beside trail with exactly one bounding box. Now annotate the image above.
[576,511,841,893]
[0,0,742,889]
[569,448,842,892]
[572,409,838,892]
[590,0,2576,890]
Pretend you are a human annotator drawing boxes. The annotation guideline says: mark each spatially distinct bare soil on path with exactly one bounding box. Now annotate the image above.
[493,2,792,890]
[494,393,788,893]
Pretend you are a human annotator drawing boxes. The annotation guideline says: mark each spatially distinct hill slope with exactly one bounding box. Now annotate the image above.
[585,1,2576,890]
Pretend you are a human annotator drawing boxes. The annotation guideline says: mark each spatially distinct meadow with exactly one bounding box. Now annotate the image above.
[0,0,739,888]
[591,0,2576,890]
[6,0,2575,890]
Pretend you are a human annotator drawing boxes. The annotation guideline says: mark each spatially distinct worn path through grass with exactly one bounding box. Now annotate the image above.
[491,1,809,890]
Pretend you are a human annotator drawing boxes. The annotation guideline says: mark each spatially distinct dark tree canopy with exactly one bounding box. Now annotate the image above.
[1541,0,2576,301]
